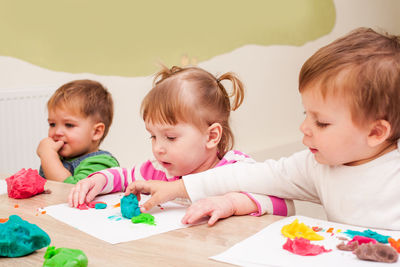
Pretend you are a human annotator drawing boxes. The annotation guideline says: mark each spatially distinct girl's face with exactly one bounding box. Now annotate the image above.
[145,121,219,177]
[299,87,373,166]
[48,106,98,159]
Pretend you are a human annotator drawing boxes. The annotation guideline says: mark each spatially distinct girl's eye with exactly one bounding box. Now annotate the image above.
[150,135,156,140]
[315,121,330,128]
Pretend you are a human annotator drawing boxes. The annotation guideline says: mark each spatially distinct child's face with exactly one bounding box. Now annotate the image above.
[300,87,372,166]
[145,121,217,177]
[47,106,99,159]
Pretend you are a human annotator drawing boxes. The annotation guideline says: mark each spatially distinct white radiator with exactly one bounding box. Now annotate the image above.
[0,87,55,175]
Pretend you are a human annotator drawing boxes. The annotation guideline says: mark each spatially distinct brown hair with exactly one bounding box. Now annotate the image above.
[47,79,114,143]
[141,65,245,157]
[299,27,400,141]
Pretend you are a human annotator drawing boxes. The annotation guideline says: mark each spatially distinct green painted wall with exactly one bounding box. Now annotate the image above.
[0,0,335,76]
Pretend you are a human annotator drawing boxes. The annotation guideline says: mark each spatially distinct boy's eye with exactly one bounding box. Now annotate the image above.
[65,123,74,128]
[49,122,55,127]
[315,121,330,128]
[167,136,176,141]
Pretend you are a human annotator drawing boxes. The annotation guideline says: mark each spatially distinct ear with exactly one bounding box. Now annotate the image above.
[206,123,222,149]
[92,122,105,142]
[367,119,391,147]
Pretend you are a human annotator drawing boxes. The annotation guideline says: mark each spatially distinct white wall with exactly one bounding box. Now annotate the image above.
[0,0,399,174]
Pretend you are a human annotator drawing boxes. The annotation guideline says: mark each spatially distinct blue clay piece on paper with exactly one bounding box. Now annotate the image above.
[94,203,107,209]
[0,214,51,257]
[120,194,141,219]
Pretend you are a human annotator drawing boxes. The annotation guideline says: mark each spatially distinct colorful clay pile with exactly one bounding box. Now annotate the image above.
[6,168,46,199]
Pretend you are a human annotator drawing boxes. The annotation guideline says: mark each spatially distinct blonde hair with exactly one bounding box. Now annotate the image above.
[299,27,400,141]
[47,79,114,143]
[141,65,245,157]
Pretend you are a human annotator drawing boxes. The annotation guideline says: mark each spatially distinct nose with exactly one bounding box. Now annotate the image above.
[50,125,64,138]
[299,118,312,137]
[153,139,166,155]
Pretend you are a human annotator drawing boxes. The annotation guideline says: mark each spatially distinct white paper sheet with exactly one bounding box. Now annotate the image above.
[0,180,7,195]
[211,215,400,267]
[44,193,190,244]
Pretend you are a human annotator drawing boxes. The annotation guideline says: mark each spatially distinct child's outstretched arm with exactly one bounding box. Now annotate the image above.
[68,173,107,207]
[181,192,258,226]
[125,180,189,212]
[37,137,71,181]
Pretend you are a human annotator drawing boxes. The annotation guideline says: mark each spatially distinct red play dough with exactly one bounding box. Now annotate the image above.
[283,237,332,256]
[88,201,106,208]
[6,168,46,199]
[77,203,89,210]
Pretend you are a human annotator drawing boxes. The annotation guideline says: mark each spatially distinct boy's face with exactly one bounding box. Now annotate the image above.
[145,121,215,177]
[47,106,99,159]
[300,86,372,166]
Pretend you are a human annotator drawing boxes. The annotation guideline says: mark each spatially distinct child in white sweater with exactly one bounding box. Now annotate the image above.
[126,28,400,230]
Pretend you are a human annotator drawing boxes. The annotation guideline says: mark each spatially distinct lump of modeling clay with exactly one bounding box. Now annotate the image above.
[43,246,88,267]
[6,168,46,199]
[349,235,377,245]
[344,229,390,243]
[131,213,156,226]
[281,219,324,241]
[353,243,398,263]
[121,194,141,219]
[88,201,106,209]
[282,237,331,256]
[388,238,400,253]
[95,203,107,209]
[0,215,50,257]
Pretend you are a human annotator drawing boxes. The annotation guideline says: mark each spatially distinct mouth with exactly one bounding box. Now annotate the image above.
[309,148,318,154]
[160,161,172,168]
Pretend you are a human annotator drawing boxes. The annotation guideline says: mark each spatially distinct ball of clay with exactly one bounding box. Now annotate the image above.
[43,246,88,267]
[6,168,46,199]
[354,243,398,263]
[0,215,51,257]
[120,194,141,219]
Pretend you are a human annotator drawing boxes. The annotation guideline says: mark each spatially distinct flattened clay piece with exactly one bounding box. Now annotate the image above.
[6,168,46,199]
[95,203,107,209]
[344,229,390,243]
[88,201,107,209]
[388,238,400,253]
[77,203,89,210]
[281,219,324,241]
[349,235,377,245]
[0,215,50,257]
[353,243,398,263]
[282,237,331,256]
[121,194,141,219]
[43,246,88,267]
[131,213,156,226]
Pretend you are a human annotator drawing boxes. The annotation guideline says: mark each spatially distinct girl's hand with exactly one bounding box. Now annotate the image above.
[68,174,107,207]
[181,192,258,226]
[36,137,64,157]
[181,195,236,226]
[125,180,189,212]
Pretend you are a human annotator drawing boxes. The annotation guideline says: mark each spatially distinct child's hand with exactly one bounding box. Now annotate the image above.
[68,174,107,207]
[181,192,258,226]
[36,137,64,157]
[181,195,236,226]
[125,180,189,212]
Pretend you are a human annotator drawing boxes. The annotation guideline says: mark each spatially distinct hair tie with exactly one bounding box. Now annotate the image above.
[216,78,221,83]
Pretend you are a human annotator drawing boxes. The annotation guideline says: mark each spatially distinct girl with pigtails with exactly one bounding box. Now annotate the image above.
[68,65,294,222]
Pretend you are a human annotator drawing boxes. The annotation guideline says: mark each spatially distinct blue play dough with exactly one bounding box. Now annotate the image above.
[94,203,107,209]
[0,214,51,257]
[120,194,141,219]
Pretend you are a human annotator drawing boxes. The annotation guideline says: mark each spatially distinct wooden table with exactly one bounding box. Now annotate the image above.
[1,180,284,266]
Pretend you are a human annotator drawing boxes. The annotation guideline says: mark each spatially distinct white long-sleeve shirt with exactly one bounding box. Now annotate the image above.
[183,140,400,230]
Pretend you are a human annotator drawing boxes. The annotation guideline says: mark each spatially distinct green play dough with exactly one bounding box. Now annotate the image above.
[43,246,88,267]
[131,213,156,226]
[0,214,50,257]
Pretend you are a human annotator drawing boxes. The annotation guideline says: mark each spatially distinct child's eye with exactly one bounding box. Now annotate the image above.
[65,123,74,128]
[49,122,55,127]
[167,136,176,141]
[150,135,156,140]
[315,121,330,128]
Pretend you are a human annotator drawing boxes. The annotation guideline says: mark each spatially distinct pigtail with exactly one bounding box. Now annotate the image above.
[153,65,184,86]
[216,72,245,111]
